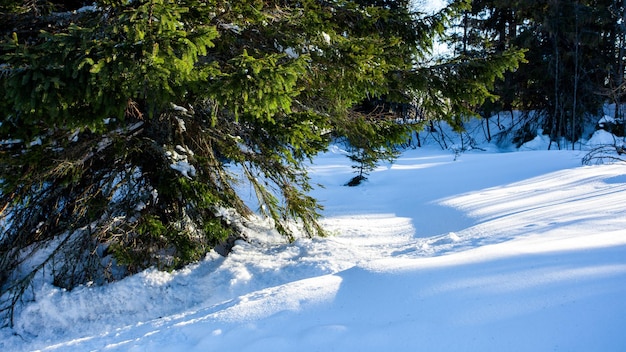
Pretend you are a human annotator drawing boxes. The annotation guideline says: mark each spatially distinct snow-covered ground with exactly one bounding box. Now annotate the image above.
[2,125,626,351]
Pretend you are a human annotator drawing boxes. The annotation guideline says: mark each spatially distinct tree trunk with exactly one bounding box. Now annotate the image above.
[549,0,560,150]
[572,0,579,150]
[620,0,626,137]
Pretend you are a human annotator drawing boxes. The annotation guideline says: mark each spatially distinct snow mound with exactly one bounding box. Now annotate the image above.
[587,129,619,146]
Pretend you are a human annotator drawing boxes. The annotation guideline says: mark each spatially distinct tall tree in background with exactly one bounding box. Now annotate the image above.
[436,0,527,143]
[445,0,524,141]
[607,0,626,133]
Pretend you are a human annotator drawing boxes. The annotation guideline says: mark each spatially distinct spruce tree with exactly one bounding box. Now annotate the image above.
[0,0,523,326]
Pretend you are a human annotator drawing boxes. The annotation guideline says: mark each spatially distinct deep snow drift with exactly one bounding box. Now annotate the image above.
[1,125,626,351]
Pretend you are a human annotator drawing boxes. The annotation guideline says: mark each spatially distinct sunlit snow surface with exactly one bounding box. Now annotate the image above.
[2,136,626,351]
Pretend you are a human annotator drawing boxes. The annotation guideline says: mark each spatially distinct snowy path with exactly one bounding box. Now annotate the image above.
[2,147,626,351]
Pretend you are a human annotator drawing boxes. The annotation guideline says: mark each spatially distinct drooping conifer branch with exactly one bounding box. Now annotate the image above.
[0,0,523,327]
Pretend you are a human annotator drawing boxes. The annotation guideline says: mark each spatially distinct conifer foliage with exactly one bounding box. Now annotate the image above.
[0,0,522,325]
